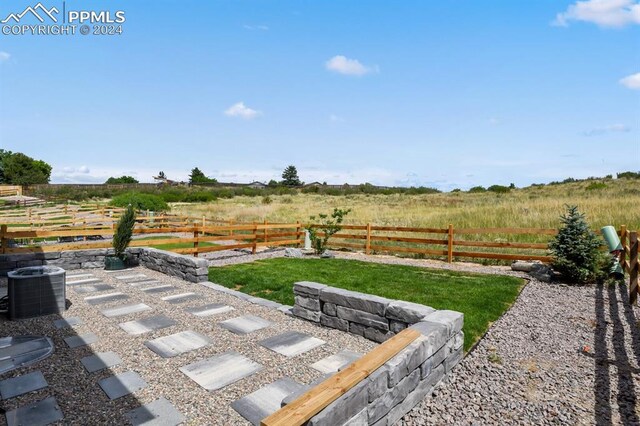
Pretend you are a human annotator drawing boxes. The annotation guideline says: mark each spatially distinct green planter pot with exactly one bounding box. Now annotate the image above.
[104,256,126,270]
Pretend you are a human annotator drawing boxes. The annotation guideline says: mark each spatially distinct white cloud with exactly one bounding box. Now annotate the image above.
[583,123,631,136]
[243,24,269,31]
[325,55,377,76]
[224,102,262,119]
[620,72,640,89]
[553,0,640,27]
[0,52,10,62]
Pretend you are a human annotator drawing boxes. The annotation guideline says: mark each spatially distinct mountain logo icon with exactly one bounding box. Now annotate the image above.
[2,2,59,24]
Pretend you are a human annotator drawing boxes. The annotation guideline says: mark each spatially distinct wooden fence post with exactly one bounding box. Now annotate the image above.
[252,224,258,254]
[229,219,235,237]
[447,224,454,263]
[202,215,206,228]
[193,225,199,257]
[296,221,301,247]
[263,219,268,244]
[365,223,371,255]
[1,225,7,254]
[630,231,638,305]
[620,225,628,271]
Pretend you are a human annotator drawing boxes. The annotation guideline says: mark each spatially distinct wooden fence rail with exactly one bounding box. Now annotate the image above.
[318,223,558,263]
[0,223,304,257]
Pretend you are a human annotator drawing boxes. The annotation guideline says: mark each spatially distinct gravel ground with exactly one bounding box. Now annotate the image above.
[401,279,640,425]
[0,266,375,425]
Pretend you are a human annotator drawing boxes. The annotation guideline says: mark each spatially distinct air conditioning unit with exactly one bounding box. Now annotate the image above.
[7,266,66,320]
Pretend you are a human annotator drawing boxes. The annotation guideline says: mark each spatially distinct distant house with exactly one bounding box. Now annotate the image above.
[246,181,267,189]
[303,181,323,187]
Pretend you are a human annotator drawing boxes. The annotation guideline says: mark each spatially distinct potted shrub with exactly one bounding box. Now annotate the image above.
[105,204,136,270]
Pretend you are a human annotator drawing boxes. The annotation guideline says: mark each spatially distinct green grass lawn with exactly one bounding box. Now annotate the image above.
[208,258,524,351]
[136,235,218,251]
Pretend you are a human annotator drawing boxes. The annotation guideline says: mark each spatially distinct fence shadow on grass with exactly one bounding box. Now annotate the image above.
[593,282,639,426]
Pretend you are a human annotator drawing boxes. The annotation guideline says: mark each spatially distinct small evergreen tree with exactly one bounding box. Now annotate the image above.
[281,165,302,186]
[549,205,612,284]
[113,205,136,260]
[189,167,217,184]
[306,208,351,255]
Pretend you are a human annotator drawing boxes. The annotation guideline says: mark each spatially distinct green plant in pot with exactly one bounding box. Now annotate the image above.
[105,204,136,270]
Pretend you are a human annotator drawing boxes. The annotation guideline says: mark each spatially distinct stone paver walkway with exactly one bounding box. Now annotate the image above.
[0,266,376,424]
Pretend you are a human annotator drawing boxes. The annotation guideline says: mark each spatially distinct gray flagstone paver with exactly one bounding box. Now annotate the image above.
[161,292,200,304]
[115,274,148,281]
[84,292,129,305]
[141,285,176,294]
[64,332,99,348]
[231,377,304,425]
[310,350,362,374]
[144,331,211,358]
[118,315,177,335]
[129,280,162,288]
[186,303,235,317]
[99,371,147,400]
[0,371,48,400]
[259,331,325,357]
[125,397,186,426]
[5,397,63,426]
[81,351,122,373]
[219,315,271,335]
[73,283,114,294]
[65,278,101,286]
[179,351,263,391]
[53,317,83,329]
[101,303,152,318]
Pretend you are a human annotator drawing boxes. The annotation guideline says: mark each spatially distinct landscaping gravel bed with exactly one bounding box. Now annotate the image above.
[401,278,640,425]
[0,266,376,425]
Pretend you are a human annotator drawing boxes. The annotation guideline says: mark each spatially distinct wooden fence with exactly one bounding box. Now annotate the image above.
[0,222,304,257]
[0,185,22,197]
[319,224,556,262]
[1,203,637,304]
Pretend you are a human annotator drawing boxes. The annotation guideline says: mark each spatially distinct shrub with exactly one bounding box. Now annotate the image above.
[306,208,351,255]
[488,185,510,193]
[585,182,607,191]
[183,191,216,202]
[617,171,640,179]
[468,186,486,193]
[113,205,135,259]
[549,205,612,284]
[262,195,272,205]
[111,192,169,211]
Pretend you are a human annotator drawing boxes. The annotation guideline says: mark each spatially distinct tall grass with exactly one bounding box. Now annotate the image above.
[171,178,640,231]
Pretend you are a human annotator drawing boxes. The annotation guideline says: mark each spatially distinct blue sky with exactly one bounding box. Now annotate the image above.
[0,0,638,189]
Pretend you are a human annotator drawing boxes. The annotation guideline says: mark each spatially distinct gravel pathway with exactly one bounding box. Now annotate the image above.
[0,267,375,425]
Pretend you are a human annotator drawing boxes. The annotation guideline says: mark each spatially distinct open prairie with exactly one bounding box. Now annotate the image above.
[171,178,640,231]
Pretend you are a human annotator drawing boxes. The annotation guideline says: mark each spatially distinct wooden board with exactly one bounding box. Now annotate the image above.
[261,328,420,426]
[455,227,557,235]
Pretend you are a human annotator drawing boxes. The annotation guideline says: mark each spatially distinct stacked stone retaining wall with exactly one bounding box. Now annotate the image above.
[0,248,208,282]
[290,281,464,425]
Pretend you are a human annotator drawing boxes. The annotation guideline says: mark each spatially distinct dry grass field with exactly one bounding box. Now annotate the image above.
[171,178,640,231]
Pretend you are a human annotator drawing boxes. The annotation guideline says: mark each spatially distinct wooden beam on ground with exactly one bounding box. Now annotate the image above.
[260,328,420,426]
